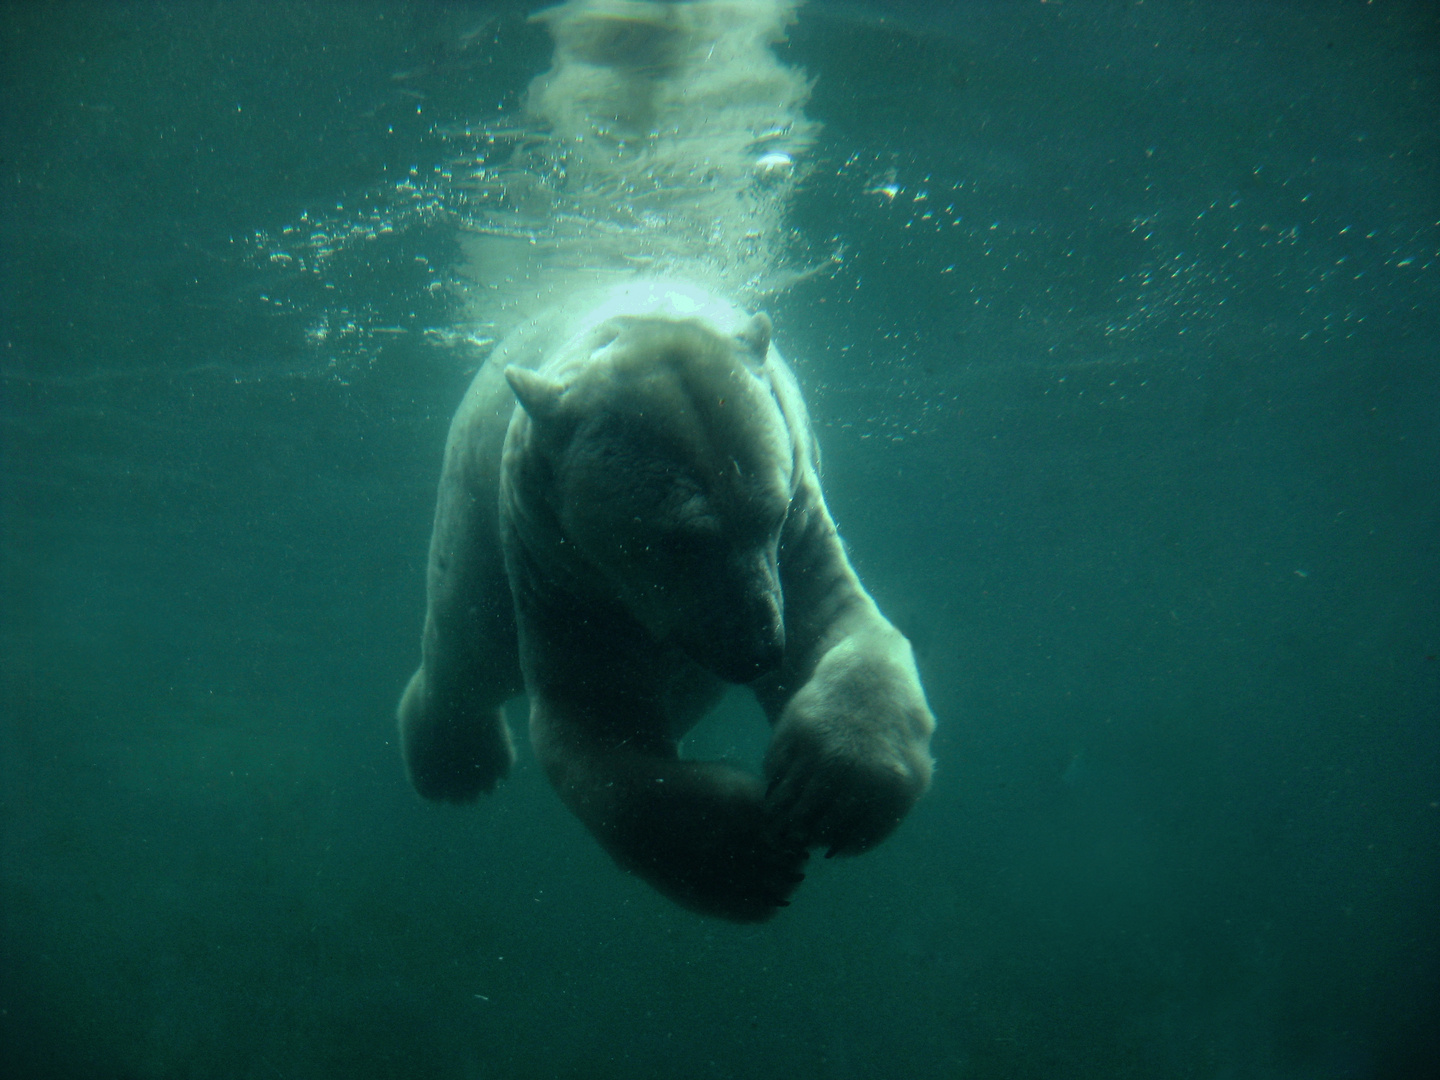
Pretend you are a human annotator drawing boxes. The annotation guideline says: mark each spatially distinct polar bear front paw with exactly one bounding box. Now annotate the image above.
[764,726,930,857]
[599,762,809,922]
[762,635,935,856]
[398,668,515,802]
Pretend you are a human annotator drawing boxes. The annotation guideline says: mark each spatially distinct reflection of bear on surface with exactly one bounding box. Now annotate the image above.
[399,279,935,921]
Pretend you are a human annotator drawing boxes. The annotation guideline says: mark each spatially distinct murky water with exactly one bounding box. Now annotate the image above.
[2,2,1436,1077]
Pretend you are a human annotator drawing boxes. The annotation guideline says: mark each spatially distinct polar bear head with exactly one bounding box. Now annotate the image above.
[506,310,792,683]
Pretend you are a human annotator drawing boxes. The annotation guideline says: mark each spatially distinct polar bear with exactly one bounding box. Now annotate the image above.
[398,279,935,921]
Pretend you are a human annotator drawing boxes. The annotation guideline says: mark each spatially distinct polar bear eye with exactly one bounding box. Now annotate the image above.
[657,492,722,555]
[673,505,722,539]
[675,491,709,521]
[658,522,722,564]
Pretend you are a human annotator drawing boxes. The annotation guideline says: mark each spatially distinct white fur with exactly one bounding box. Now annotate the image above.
[399,281,935,920]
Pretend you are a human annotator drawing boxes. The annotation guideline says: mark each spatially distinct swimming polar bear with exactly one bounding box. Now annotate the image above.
[398,278,935,921]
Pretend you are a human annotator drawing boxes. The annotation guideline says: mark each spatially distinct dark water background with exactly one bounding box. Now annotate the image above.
[2,1,1437,1077]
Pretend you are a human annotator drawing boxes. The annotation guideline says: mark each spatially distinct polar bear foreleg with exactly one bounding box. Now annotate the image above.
[528,698,808,922]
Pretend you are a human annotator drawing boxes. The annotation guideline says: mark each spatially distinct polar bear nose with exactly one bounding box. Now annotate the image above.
[678,548,785,682]
[748,626,786,678]
[719,593,785,682]
[714,629,784,684]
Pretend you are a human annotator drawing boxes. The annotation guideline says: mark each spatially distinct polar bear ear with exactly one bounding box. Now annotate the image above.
[505,366,566,426]
[735,312,772,365]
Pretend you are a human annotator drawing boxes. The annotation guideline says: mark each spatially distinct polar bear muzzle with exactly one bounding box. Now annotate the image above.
[676,549,786,683]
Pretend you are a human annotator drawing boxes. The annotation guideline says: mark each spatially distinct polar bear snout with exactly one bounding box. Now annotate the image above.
[698,610,784,684]
[744,627,787,682]
[680,554,785,684]
[716,598,785,684]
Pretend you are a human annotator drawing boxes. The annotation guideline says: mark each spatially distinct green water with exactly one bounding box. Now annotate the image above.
[2,2,1436,1077]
